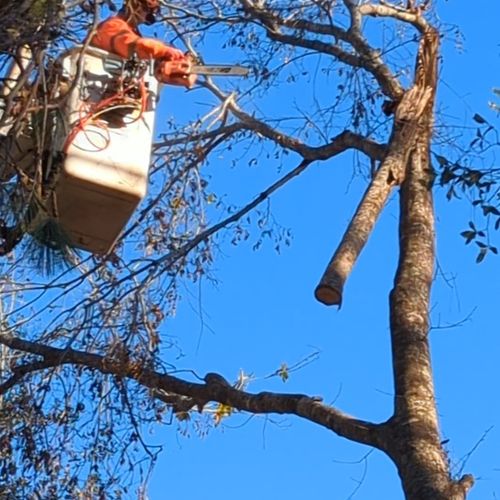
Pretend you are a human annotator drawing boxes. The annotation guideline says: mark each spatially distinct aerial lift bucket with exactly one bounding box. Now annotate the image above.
[55,46,158,254]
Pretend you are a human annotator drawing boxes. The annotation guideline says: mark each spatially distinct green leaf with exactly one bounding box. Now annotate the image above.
[483,205,500,216]
[473,113,487,124]
[476,248,487,263]
[435,154,449,166]
[439,166,455,185]
[278,363,289,383]
[460,230,475,244]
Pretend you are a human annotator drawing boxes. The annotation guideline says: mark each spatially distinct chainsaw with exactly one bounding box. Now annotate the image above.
[190,64,250,77]
[186,54,250,77]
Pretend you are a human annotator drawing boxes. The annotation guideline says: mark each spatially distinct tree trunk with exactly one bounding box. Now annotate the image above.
[385,130,474,500]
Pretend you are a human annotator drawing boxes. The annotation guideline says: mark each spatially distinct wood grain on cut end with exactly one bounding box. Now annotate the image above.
[314,284,342,306]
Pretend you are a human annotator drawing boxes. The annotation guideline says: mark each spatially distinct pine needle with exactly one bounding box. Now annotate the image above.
[24,217,79,276]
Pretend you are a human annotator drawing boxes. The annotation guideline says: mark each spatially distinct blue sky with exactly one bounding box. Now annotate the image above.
[145,2,500,499]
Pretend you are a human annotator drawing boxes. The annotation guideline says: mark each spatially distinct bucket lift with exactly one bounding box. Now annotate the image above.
[1,45,158,256]
[55,49,248,255]
[0,45,248,259]
[55,46,158,254]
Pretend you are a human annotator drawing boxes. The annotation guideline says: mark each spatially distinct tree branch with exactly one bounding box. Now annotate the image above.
[0,332,383,448]
[381,27,470,499]
[241,0,349,41]
[0,221,25,256]
[153,122,247,150]
[0,359,58,394]
[359,2,430,33]
[241,0,403,100]
[315,85,432,306]
[342,0,405,100]
[223,95,386,162]
[155,114,386,163]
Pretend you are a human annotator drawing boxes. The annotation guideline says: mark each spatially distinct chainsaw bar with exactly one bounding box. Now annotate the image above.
[190,64,250,77]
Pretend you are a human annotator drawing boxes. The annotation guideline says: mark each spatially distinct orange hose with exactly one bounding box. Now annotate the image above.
[63,78,148,153]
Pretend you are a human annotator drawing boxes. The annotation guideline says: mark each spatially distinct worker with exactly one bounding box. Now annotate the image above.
[90,0,197,88]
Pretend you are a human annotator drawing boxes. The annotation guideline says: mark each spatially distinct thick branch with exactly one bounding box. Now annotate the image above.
[241,0,403,100]
[342,0,404,99]
[386,142,450,499]
[229,104,386,161]
[200,67,386,164]
[0,359,56,394]
[315,85,432,306]
[155,112,386,163]
[266,30,363,68]
[389,28,439,421]
[240,2,356,62]
[241,0,349,41]
[386,136,473,500]
[359,3,430,33]
[0,333,382,448]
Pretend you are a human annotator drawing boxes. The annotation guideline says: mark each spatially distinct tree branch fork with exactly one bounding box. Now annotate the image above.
[0,325,475,499]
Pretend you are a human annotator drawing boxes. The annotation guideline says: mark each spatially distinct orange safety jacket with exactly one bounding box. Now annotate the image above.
[90,14,184,61]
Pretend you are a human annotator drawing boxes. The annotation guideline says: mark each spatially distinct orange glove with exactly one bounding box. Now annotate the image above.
[154,57,197,88]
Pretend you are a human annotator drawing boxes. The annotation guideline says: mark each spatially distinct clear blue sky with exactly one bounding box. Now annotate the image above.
[146,2,500,499]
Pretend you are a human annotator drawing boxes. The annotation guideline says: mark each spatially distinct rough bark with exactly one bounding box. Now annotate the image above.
[0,332,382,449]
[383,29,474,500]
[314,85,431,306]
[385,135,473,500]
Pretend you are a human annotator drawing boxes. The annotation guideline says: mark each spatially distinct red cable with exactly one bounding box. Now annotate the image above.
[63,79,148,154]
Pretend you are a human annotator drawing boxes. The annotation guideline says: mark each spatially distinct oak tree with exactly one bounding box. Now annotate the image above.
[0,1,496,498]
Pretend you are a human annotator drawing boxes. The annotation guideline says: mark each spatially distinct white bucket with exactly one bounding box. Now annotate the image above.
[55,46,158,254]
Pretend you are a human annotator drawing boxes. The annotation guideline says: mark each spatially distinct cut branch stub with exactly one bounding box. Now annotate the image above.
[315,282,343,307]
[314,84,432,307]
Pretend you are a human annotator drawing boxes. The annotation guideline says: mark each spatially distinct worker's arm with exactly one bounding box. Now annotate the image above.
[91,17,184,61]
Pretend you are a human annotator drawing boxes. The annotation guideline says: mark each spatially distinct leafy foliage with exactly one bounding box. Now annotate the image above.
[436,115,500,262]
